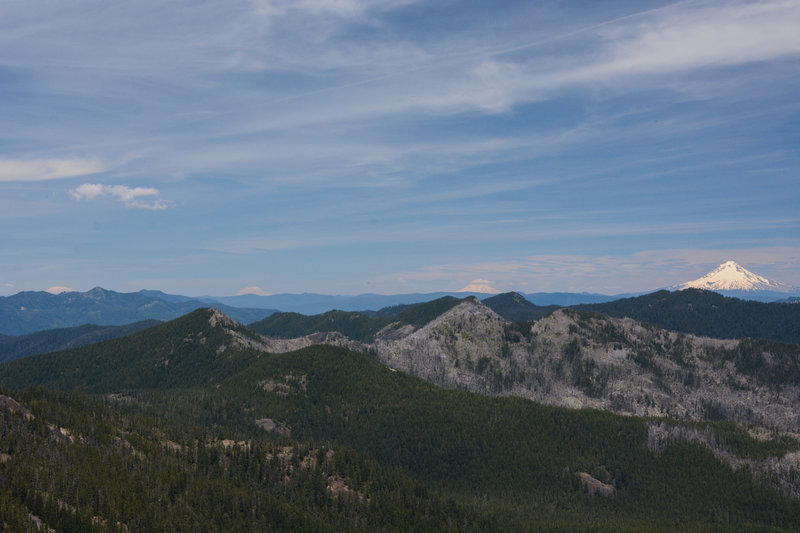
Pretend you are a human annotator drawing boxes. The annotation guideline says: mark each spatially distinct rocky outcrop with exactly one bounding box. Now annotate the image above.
[577,472,615,497]
[647,422,800,498]
[0,394,33,420]
[372,299,508,393]
[256,331,363,354]
[248,300,800,432]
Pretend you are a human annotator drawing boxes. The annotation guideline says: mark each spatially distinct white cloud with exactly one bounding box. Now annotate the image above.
[236,285,271,296]
[4,0,796,191]
[242,0,800,122]
[69,183,169,210]
[423,0,800,116]
[0,158,105,182]
[600,1,800,73]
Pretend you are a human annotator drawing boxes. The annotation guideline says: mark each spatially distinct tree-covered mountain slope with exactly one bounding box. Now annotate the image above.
[3,334,800,531]
[248,296,467,342]
[481,291,559,322]
[247,293,555,343]
[254,288,800,348]
[0,319,161,363]
[576,288,800,343]
[248,309,388,342]
[0,387,487,532]
[0,308,277,392]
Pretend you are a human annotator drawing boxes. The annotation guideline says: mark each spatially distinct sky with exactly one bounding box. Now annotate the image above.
[1,0,799,297]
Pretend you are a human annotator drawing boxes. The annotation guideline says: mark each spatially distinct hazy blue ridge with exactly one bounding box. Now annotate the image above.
[0,287,276,335]
[202,291,626,314]
[0,319,161,363]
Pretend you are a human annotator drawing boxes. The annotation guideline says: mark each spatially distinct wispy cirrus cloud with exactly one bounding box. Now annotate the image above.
[250,0,420,19]
[0,158,105,182]
[69,183,169,210]
[4,0,797,185]
[2,0,799,295]
[404,0,800,115]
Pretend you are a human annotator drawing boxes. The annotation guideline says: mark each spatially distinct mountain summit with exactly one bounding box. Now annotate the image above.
[674,260,793,293]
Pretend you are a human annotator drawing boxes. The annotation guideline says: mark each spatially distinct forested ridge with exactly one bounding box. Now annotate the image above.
[6,288,799,364]
[2,310,800,531]
[576,289,800,343]
[252,289,800,347]
[481,292,559,322]
[0,387,488,532]
[248,296,467,342]
[0,320,160,363]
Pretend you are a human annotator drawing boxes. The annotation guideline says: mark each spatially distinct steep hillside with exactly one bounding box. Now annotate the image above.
[0,319,160,363]
[0,387,485,532]
[0,308,272,392]
[248,309,388,342]
[576,289,800,343]
[249,299,800,432]
[4,339,800,530]
[371,300,800,431]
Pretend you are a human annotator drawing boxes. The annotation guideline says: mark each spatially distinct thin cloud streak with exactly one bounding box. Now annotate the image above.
[69,183,170,210]
[203,215,800,255]
[0,158,105,182]
[4,0,797,188]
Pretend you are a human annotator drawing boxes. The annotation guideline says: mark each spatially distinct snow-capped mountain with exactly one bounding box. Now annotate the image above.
[673,260,795,294]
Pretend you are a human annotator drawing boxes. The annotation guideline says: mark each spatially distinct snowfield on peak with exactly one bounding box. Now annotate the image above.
[674,260,794,292]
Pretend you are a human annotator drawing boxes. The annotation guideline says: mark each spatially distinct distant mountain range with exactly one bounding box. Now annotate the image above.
[4,302,799,432]
[2,260,796,337]
[201,290,624,314]
[0,287,276,336]
[1,259,798,532]
[7,290,800,429]
[6,287,800,363]
[3,285,800,530]
[0,287,627,336]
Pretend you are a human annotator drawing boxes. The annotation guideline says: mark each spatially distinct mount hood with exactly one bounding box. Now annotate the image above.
[673,260,795,294]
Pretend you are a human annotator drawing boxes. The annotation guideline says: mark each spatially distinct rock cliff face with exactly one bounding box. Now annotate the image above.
[372,300,508,392]
[251,300,800,432]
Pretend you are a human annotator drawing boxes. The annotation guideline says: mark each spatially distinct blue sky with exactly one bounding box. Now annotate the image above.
[2,0,799,296]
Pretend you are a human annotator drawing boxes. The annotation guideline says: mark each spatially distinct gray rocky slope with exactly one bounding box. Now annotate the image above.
[213,304,800,497]
[251,299,800,433]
